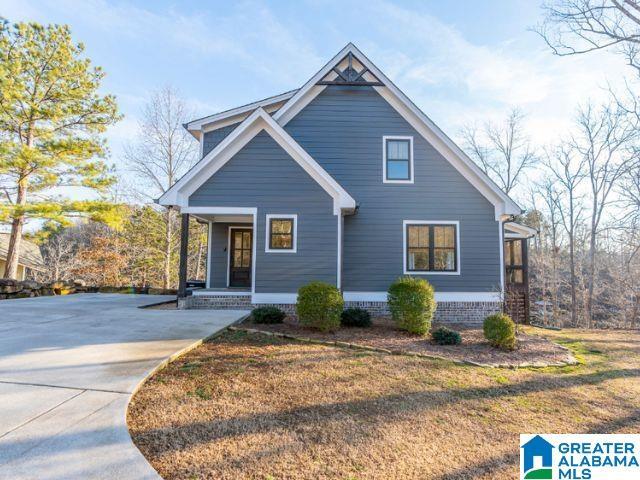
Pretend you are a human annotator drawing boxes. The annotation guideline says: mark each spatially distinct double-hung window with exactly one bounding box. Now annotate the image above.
[404,222,459,274]
[383,136,413,183]
[265,214,297,253]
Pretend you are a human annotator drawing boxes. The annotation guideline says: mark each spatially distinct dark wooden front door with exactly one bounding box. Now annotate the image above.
[229,228,252,287]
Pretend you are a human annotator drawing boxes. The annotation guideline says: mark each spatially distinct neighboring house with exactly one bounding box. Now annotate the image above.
[0,233,45,281]
[160,43,532,322]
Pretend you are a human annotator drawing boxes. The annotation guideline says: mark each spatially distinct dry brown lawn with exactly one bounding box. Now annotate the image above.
[242,317,575,367]
[128,327,640,480]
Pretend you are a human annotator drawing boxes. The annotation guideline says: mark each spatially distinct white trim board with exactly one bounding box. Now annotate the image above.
[159,108,356,215]
[195,291,502,303]
[206,221,212,288]
[252,293,297,304]
[192,289,251,297]
[343,291,502,302]
[402,220,461,276]
[272,43,521,220]
[382,136,414,184]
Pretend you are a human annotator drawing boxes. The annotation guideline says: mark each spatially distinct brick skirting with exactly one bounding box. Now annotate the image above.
[181,295,502,325]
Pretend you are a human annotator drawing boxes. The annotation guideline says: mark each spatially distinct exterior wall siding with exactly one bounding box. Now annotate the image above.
[190,131,338,292]
[284,86,501,293]
[202,122,240,158]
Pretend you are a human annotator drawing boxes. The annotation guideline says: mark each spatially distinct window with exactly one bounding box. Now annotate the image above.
[383,136,413,183]
[265,214,297,253]
[404,221,459,274]
[505,239,524,284]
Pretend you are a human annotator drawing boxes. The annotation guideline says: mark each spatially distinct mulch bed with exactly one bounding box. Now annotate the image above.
[241,316,576,367]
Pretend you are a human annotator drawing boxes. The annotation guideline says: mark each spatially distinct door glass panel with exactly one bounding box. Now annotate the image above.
[233,250,242,267]
[234,233,242,249]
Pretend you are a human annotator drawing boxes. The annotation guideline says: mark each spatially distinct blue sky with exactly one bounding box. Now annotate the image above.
[0,0,633,178]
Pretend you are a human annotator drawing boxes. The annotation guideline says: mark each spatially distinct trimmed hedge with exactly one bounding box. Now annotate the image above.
[296,281,343,332]
[431,326,461,345]
[483,313,516,351]
[387,277,436,335]
[341,307,372,328]
[251,306,285,324]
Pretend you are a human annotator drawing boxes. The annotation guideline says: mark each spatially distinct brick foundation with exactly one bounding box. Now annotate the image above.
[181,295,501,325]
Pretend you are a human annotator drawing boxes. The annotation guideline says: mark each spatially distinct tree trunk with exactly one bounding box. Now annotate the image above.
[586,225,597,328]
[163,207,173,289]
[3,180,28,279]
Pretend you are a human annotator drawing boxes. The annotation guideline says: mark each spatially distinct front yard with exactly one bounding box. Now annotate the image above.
[128,328,640,480]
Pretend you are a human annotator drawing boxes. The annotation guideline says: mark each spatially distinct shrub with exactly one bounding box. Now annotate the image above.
[340,307,372,328]
[387,277,436,335]
[251,306,285,324]
[483,313,516,351]
[296,281,343,332]
[431,326,461,345]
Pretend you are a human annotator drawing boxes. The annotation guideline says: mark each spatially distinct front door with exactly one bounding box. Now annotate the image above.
[229,228,252,287]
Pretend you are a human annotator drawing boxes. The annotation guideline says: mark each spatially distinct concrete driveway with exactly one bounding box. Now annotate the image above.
[0,294,248,480]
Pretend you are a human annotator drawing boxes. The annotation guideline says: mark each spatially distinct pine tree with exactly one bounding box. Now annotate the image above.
[0,20,121,278]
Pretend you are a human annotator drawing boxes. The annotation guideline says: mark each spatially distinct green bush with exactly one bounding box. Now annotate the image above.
[431,326,462,345]
[296,281,343,332]
[387,277,436,335]
[483,313,516,351]
[251,306,285,324]
[340,307,372,328]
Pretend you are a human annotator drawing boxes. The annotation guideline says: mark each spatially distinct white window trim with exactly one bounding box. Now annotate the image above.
[383,136,414,184]
[402,220,461,275]
[265,214,298,253]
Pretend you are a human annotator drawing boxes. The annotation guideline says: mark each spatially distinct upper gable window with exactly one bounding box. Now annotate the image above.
[383,136,414,183]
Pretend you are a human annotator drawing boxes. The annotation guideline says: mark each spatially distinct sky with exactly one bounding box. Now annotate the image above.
[0,0,635,190]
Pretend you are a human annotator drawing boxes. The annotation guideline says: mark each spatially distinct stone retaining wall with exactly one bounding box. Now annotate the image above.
[0,279,177,300]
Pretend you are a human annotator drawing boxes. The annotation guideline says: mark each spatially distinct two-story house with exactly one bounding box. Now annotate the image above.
[160,43,533,323]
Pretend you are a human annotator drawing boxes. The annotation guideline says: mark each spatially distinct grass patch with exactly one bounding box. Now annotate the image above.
[129,328,640,480]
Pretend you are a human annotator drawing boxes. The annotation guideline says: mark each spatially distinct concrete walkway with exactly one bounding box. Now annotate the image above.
[0,294,248,480]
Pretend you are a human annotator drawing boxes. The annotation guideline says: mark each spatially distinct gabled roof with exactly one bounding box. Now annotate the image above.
[273,43,522,220]
[159,108,356,215]
[176,43,521,220]
[184,89,298,139]
[0,233,45,271]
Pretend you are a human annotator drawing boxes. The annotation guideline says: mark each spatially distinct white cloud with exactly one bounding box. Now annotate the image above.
[361,0,632,145]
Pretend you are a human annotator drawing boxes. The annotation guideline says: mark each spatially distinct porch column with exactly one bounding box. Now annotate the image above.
[178,213,189,298]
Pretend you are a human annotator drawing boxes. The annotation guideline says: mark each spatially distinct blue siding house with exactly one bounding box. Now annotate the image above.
[160,44,530,322]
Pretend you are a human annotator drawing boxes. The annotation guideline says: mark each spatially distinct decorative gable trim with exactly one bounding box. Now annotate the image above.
[273,43,521,220]
[158,108,356,215]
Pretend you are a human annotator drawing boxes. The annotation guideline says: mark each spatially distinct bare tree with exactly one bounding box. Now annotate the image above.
[124,86,197,289]
[536,0,640,76]
[545,145,588,326]
[532,179,564,322]
[572,101,638,325]
[461,108,536,196]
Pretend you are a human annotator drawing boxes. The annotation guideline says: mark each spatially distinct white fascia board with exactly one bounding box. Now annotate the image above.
[186,90,298,133]
[273,43,521,219]
[504,221,537,238]
[159,108,355,214]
